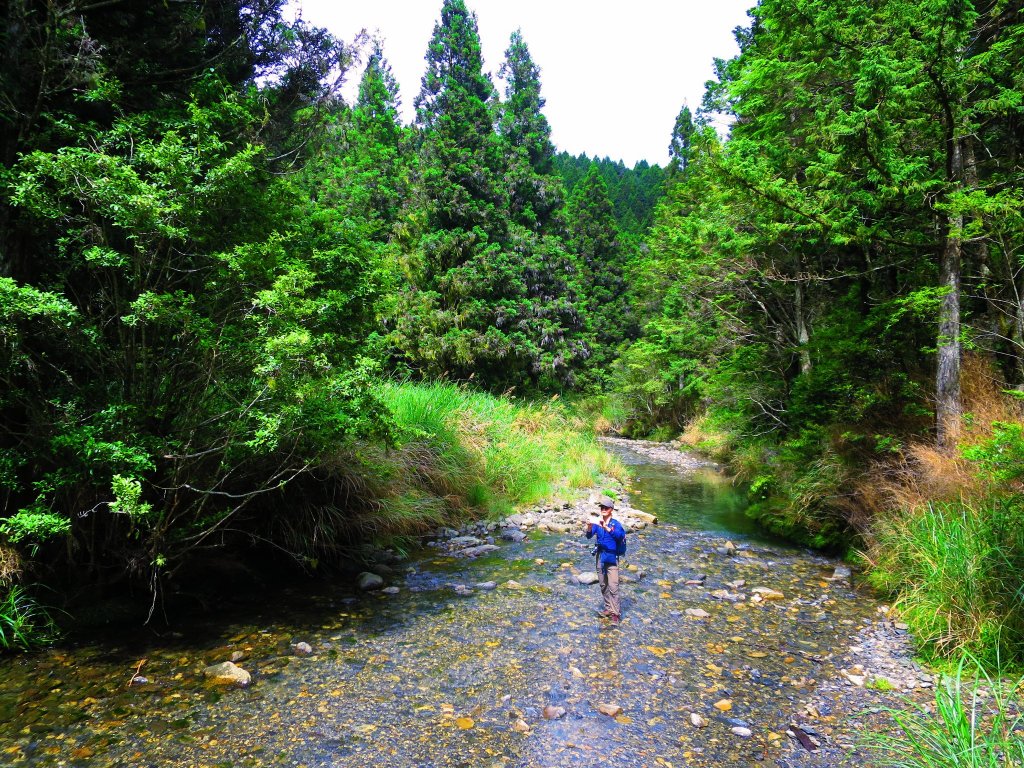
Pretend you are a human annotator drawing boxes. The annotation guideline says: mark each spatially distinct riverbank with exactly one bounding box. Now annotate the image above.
[1,438,947,767]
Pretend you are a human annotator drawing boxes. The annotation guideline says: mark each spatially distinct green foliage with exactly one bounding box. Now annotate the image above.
[962,424,1024,485]
[0,512,71,549]
[869,655,1024,767]
[619,0,1024,562]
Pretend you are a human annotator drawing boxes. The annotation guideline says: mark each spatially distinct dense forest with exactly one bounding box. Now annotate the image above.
[2,0,1023,669]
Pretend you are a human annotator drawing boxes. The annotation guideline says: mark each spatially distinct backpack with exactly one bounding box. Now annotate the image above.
[615,527,628,557]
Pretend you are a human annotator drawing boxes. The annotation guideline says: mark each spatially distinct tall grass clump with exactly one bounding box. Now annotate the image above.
[0,585,59,652]
[870,655,1024,768]
[868,499,1024,667]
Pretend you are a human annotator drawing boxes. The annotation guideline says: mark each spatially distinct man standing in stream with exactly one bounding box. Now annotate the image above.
[585,496,626,624]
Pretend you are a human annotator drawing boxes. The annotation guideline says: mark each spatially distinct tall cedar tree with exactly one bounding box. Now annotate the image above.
[567,165,637,376]
[320,41,410,241]
[495,30,587,389]
[498,30,562,232]
[667,103,696,178]
[389,0,535,390]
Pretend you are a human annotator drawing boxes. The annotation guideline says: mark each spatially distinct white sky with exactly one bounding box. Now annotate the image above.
[290,1,753,167]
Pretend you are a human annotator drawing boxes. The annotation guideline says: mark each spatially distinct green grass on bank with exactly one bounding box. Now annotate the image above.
[342,382,623,545]
[869,655,1024,768]
[868,499,1024,669]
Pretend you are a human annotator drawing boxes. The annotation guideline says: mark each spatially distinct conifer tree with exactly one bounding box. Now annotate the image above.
[667,103,696,178]
[387,0,530,389]
[567,165,637,375]
[324,41,410,240]
[498,30,562,231]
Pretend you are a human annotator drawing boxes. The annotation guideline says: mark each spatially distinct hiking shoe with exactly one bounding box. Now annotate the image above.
[598,609,616,619]
[609,613,621,624]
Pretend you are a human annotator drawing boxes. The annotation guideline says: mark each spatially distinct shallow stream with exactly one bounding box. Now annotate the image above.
[0,442,883,767]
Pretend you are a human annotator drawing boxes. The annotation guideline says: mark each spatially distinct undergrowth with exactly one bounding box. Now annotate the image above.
[864,359,1024,668]
[868,499,1024,667]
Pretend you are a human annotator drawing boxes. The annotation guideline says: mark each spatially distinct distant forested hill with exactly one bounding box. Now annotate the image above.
[553,152,665,234]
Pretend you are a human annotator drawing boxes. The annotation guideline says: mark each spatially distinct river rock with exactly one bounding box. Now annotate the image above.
[229,651,246,663]
[543,705,566,719]
[751,587,785,600]
[458,544,499,558]
[382,586,400,595]
[685,608,710,619]
[731,726,753,738]
[597,703,622,717]
[829,565,852,582]
[576,572,599,585]
[474,581,497,591]
[357,572,384,591]
[512,718,531,733]
[500,528,527,543]
[448,536,483,549]
[203,661,251,687]
[690,713,708,728]
[630,510,658,525]
[292,642,313,655]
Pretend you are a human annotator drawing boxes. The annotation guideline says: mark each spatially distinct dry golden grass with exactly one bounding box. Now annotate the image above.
[677,414,732,460]
[0,545,23,587]
[959,353,1023,441]
[858,354,1023,542]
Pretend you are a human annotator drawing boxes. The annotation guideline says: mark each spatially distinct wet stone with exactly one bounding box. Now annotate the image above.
[458,544,500,558]
[202,661,251,687]
[357,572,384,591]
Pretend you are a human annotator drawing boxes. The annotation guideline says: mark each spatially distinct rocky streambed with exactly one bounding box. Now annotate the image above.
[0,440,929,767]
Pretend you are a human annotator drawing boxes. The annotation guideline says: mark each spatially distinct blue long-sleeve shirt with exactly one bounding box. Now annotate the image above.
[585,518,626,567]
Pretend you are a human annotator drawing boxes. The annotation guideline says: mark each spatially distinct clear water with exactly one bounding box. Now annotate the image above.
[0,442,877,768]
[606,442,776,543]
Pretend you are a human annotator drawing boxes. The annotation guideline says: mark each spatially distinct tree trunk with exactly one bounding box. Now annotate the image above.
[936,138,964,451]
[795,279,811,375]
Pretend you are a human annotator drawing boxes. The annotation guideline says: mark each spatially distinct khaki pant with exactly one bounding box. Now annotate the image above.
[597,556,620,617]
